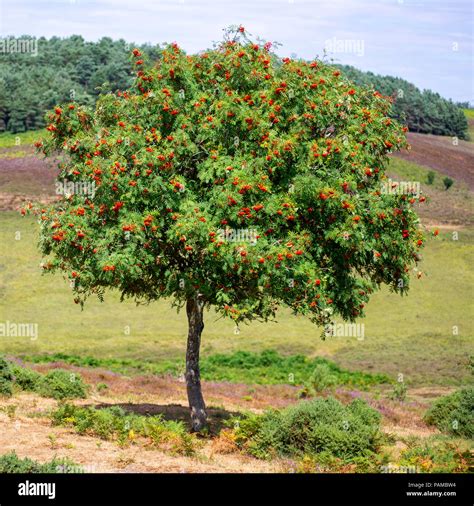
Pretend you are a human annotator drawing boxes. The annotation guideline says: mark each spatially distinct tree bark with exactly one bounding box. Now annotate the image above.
[185,295,208,432]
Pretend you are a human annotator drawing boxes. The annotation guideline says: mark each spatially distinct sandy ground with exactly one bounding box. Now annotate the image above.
[0,362,453,474]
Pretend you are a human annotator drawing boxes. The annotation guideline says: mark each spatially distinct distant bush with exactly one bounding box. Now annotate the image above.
[52,404,197,455]
[443,177,454,190]
[232,397,382,460]
[10,363,43,391]
[1,356,87,400]
[0,357,13,397]
[388,381,407,402]
[426,171,436,185]
[424,388,474,439]
[36,369,88,400]
[299,363,338,396]
[0,451,80,473]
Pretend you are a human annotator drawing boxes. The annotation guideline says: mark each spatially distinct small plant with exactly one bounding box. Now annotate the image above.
[426,171,435,185]
[424,387,473,439]
[47,433,58,450]
[398,437,471,473]
[443,177,454,190]
[0,451,80,473]
[96,382,109,393]
[1,404,17,419]
[389,382,407,402]
[302,363,338,395]
[0,357,13,397]
[51,403,197,456]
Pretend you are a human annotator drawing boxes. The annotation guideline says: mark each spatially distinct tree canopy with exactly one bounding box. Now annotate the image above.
[33,27,425,330]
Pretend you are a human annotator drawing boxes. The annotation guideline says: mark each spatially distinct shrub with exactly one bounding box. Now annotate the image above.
[52,403,197,455]
[389,381,407,402]
[398,437,471,473]
[232,397,382,460]
[0,357,13,397]
[301,363,338,394]
[443,177,454,190]
[0,451,81,473]
[424,387,474,439]
[10,363,43,391]
[0,357,88,400]
[36,369,88,400]
[426,171,435,185]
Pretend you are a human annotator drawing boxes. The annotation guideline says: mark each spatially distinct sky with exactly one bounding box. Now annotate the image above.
[0,0,472,103]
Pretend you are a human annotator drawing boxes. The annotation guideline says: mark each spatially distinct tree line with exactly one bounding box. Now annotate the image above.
[0,35,468,139]
[337,65,468,139]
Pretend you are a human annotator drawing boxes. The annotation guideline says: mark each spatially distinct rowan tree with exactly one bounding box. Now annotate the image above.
[32,26,424,431]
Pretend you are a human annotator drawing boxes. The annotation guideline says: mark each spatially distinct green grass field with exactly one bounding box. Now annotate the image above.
[0,210,472,387]
[0,130,45,149]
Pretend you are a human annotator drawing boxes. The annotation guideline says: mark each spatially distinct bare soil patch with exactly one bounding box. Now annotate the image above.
[394,133,474,190]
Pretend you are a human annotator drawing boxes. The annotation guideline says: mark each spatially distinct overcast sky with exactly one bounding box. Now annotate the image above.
[0,0,472,103]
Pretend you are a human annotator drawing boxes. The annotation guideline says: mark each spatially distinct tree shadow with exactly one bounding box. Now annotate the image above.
[93,402,241,435]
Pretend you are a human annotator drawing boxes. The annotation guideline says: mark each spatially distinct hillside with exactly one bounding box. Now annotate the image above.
[0,36,468,140]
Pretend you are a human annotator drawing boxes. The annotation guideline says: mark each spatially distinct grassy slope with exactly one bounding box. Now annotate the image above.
[0,132,472,386]
[463,109,474,142]
[0,130,45,149]
[0,211,472,386]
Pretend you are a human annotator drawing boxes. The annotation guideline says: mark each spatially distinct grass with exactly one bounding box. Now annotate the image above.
[463,109,474,119]
[0,130,45,149]
[463,109,474,142]
[21,349,392,388]
[388,157,456,191]
[0,211,472,387]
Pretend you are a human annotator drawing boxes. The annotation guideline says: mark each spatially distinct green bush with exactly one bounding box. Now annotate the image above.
[0,357,88,400]
[398,437,471,473]
[232,397,382,460]
[389,381,407,402]
[424,387,474,439]
[52,403,196,455]
[0,451,81,473]
[426,171,435,185]
[36,369,88,400]
[443,177,454,190]
[10,363,43,391]
[299,363,338,397]
[0,357,13,397]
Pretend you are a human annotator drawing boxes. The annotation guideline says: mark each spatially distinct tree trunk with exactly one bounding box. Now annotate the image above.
[185,295,208,432]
